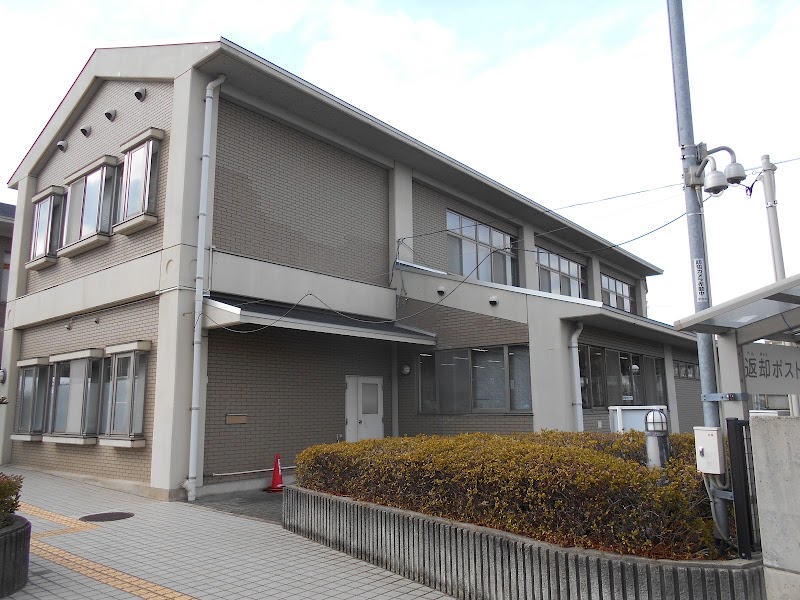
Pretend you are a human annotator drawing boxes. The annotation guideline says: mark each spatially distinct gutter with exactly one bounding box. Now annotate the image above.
[569,321,585,433]
[187,73,226,502]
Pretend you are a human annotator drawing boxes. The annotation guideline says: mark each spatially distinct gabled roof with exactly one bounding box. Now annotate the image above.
[9,38,662,278]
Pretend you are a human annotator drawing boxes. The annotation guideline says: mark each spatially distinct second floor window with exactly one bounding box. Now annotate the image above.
[117,139,160,223]
[63,162,118,246]
[537,248,587,298]
[602,274,637,314]
[30,192,65,260]
[446,210,517,286]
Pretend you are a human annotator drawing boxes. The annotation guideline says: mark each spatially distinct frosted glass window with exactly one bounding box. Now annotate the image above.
[472,347,505,410]
[509,346,532,411]
[361,383,379,415]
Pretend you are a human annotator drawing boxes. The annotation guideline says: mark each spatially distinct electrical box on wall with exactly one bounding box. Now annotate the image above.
[694,426,725,474]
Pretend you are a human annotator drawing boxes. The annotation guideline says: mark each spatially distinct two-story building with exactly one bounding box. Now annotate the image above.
[2,40,702,500]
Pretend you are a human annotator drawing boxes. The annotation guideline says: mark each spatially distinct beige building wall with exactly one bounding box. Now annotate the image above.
[204,328,392,485]
[11,297,158,482]
[213,99,390,286]
[27,80,173,294]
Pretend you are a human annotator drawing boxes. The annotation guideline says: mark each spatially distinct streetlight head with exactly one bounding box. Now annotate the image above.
[724,161,746,184]
[704,168,729,194]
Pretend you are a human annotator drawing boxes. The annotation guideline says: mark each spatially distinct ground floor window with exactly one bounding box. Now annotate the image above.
[419,345,531,414]
[15,350,149,438]
[579,345,666,408]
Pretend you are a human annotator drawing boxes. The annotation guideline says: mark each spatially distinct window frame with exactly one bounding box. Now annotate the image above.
[601,273,637,314]
[29,190,65,262]
[116,139,160,224]
[580,344,666,408]
[536,247,588,299]
[418,344,531,414]
[446,210,518,286]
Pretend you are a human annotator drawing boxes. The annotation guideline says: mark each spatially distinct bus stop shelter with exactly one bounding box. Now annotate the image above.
[674,271,800,415]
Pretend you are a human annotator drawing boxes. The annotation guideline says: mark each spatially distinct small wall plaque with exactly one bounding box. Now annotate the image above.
[225,414,247,425]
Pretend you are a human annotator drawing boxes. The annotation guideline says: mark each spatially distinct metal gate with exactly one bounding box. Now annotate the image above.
[726,418,761,559]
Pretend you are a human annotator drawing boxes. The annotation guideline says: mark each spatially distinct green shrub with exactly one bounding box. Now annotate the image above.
[0,473,22,527]
[297,432,715,560]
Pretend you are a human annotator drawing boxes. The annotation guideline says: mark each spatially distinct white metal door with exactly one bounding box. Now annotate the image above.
[345,376,384,441]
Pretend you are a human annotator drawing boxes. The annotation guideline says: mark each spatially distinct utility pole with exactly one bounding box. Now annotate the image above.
[665,0,729,536]
[759,155,785,281]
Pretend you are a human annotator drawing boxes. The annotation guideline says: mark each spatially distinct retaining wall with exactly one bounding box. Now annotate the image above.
[283,486,766,600]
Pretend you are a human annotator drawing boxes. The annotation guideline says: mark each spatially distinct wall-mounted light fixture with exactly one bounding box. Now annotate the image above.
[489,295,499,306]
[104,109,117,122]
[437,286,446,296]
[134,87,147,102]
[56,140,68,152]
[400,365,411,376]
[80,125,91,137]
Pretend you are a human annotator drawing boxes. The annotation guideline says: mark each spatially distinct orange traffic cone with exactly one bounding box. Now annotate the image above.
[266,453,284,493]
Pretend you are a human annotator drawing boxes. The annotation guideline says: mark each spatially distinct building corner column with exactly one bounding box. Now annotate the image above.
[0,175,36,464]
[149,67,215,498]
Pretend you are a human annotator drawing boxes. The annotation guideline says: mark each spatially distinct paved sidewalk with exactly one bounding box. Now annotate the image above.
[4,467,452,599]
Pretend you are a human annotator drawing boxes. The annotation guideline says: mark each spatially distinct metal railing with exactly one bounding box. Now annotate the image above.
[726,418,762,559]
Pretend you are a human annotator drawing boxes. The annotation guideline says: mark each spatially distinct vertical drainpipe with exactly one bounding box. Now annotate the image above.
[569,322,585,432]
[187,73,226,502]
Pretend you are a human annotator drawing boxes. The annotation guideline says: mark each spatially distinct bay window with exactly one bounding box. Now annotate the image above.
[116,131,162,224]
[61,157,118,253]
[13,343,150,444]
[28,188,65,265]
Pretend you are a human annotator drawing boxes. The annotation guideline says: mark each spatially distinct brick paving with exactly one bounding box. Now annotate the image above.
[4,467,452,599]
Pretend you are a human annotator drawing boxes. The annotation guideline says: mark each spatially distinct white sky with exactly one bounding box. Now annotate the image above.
[1,0,799,325]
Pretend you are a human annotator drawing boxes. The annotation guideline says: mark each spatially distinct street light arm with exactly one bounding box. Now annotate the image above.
[694,155,717,178]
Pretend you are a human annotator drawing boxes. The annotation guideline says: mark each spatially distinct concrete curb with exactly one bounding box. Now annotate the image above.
[283,486,766,600]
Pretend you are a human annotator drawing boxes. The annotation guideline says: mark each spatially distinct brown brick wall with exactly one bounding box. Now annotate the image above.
[578,326,665,358]
[27,80,173,294]
[397,298,528,350]
[204,328,392,484]
[12,297,159,483]
[213,100,390,286]
[396,299,532,435]
[411,181,519,273]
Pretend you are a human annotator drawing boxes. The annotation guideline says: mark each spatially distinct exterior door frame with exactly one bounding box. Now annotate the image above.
[345,375,384,442]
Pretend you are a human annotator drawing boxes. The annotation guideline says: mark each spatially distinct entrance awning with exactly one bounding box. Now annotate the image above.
[203,297,437,346]
[673,272,800,345]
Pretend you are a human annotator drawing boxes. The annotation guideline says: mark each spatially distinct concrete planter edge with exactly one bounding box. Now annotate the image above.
[0,514,30,598]
[283,485,766,600]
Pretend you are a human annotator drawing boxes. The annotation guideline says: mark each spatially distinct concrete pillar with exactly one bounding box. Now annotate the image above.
[587,255,602,302]
[635,278,648,318]
[0,176,36,464]
[148,68,214,497]
[518,223,538,290]
[389,162,413,267]
[528,298,573,431]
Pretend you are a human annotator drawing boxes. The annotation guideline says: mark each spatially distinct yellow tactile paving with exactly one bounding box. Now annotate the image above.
[19,502,99,537]
[19,503,197,600]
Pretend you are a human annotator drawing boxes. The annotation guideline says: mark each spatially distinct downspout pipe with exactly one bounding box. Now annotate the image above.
[569,322,584,432]
[187,73,226,502]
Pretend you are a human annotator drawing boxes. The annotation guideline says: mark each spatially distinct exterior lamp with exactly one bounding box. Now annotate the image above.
[691,144,746,195]
[644,409,670,469]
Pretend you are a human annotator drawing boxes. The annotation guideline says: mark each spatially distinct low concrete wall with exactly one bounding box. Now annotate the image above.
[284,486,765,600]
[750,416,800,600]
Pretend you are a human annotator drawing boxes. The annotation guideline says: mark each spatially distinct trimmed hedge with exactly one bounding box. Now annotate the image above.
[296,432,716,560]
[0,473,22,528]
